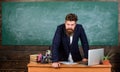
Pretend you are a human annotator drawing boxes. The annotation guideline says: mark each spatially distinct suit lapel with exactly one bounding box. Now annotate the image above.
[71,24,78,45]
[63,25,70,47]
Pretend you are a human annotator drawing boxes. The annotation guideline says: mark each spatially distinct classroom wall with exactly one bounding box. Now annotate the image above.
[0,0,120,72]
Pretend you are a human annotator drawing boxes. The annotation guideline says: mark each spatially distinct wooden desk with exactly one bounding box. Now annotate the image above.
[28,62,111,72]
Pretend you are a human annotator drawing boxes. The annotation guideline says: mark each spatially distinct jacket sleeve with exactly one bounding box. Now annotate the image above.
[51,26,61,62]
[79,25,89,59]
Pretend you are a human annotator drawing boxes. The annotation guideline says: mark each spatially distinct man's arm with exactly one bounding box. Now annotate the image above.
[51,26,61,62]
[79,25,89,59]
[51,26,62,68]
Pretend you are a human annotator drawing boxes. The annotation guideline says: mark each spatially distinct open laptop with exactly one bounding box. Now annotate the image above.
[80,48,104,66]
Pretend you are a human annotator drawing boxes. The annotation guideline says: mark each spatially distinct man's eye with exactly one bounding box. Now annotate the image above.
[72,24,74,26]
[67,24,70,25]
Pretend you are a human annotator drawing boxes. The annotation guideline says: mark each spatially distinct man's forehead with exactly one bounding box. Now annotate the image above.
[65,21,76,24]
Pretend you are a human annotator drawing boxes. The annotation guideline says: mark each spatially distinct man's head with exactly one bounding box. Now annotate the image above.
[65,13,78,36]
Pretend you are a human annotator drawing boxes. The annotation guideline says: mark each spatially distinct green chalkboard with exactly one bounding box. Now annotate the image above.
[2,2,118,45]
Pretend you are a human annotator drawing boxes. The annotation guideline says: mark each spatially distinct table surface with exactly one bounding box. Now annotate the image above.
[28,62,111,68]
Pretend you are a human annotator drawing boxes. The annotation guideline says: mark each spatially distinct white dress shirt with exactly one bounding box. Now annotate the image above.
[68,35,73,62]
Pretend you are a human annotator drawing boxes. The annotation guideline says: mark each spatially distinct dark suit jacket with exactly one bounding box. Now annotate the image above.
[51,24,89,62]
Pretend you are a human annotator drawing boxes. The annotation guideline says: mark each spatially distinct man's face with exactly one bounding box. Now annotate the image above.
[65,20,76,34]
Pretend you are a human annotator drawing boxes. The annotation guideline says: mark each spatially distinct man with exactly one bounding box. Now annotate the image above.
[51,13,89,68]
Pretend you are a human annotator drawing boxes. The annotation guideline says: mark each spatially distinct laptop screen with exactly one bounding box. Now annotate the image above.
[88,48,104,66]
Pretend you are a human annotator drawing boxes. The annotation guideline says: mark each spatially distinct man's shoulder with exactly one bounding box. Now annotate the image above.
[58,24,64,27]
[76,24,82,27]
[57,24,65,28]
[76,24,83,29]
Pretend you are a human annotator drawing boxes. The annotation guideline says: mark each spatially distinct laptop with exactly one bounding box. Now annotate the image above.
[80,48,104,66]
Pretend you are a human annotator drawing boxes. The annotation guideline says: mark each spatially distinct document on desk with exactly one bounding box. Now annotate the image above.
[60,61,77,65]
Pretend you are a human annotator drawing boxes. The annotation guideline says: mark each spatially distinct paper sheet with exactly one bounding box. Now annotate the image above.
[60,61,77,65]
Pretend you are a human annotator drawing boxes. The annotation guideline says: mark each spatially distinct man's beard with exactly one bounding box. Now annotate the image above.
[66,29,74,36]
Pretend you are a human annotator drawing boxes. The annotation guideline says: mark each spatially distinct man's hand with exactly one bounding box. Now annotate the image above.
[82,58,88,62]
[52,62,60,68]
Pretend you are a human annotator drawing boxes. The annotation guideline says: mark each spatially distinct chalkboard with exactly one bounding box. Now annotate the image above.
[2,2,118,45]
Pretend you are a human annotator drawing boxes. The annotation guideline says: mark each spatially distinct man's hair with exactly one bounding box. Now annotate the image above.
[65,13,78,22]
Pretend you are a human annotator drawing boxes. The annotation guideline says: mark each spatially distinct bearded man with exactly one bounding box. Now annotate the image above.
[51,13,89,68]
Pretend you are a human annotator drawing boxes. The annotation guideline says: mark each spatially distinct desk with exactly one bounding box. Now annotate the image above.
[28,62,111,72]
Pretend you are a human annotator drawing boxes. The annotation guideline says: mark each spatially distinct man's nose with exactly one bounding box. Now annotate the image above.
[68,25,72,28]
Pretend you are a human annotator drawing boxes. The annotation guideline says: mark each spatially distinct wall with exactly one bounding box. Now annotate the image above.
[0,0,120,72]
